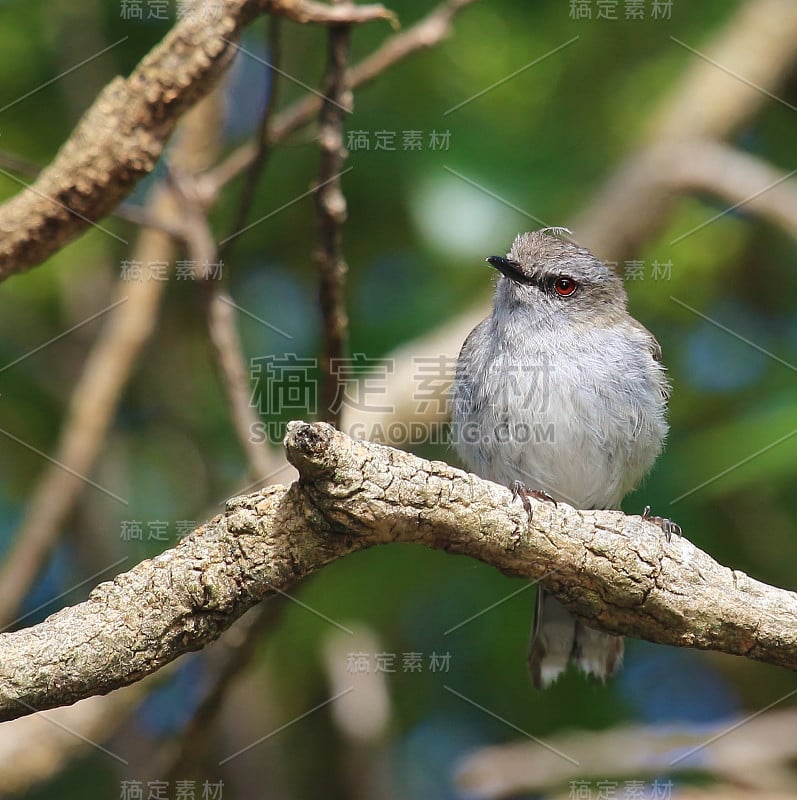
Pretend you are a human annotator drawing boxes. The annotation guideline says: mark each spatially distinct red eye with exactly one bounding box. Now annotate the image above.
[554,277,577,297]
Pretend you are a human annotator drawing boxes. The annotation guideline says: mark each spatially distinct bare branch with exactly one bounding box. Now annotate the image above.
[268,0,396,26]
[456,709,797,798]
[0,0,395,280]
[219,17,283,258]
[170,168,284,482]
[0,1,252,279]
[574,139,797,253]
[644,0,797,142]
[345,0,478,86]
[670,143,797,239]
[0,79,231,629]
[0,423,794,722]
[205,286,285,479]
[315,17,352,425]
[573,0,797,260]
[205,0,481,193]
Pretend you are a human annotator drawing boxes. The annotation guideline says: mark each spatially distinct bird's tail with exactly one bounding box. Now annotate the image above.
[528,587,624,689]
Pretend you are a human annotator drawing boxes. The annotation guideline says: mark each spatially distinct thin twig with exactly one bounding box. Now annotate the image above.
[205,284,283,480]
[204,0,481,194]
[219,16,283,259]
[170,168,283,481]
[314,14,352,425]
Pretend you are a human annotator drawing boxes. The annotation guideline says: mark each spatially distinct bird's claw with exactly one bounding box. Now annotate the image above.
[642,505,682,542]
[510,481,557,520]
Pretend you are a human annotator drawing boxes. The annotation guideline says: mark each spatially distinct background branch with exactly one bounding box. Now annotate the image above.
[456,709,797,798]
[0,0,393,280]
[169,169,279,484]
[315,15,353,425]
[576,139,797,247]
[204,0,480,194]
[0,0,252,279]
[0,79,229,629]
[573,0,797,260]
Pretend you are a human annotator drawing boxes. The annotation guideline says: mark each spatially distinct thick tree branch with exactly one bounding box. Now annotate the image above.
[0,423,794,722]
[269,0,395,25]
[0,0,393,279]
[0,1,249,279]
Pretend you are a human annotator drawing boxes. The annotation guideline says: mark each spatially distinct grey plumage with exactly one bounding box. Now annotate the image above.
[450,229,670,688]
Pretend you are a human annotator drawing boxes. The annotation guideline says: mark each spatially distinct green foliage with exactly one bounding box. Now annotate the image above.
[1,0,795,797]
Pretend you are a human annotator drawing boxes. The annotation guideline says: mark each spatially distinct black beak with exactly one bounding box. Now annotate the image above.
[486,255,530,284]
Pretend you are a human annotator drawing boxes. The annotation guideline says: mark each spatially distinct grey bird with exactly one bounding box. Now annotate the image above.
[450,228,672,688]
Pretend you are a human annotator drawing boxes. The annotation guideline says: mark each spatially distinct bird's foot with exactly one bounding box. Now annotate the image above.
[642,505,682,542]
[510,481,557,521]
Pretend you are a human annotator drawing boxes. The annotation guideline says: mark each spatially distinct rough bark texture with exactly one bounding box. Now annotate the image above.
[0,0,393,280]
[0,2,250,278]
[0,422,794,722]
[315,18,352,426]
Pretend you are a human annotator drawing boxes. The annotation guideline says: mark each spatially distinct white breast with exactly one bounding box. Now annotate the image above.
[451,314,668,510]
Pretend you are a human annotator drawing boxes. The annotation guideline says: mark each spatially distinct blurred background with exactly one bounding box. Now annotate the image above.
[0,0,796,797]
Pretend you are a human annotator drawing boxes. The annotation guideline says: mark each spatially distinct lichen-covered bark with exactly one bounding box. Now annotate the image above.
[0,422,794,722]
